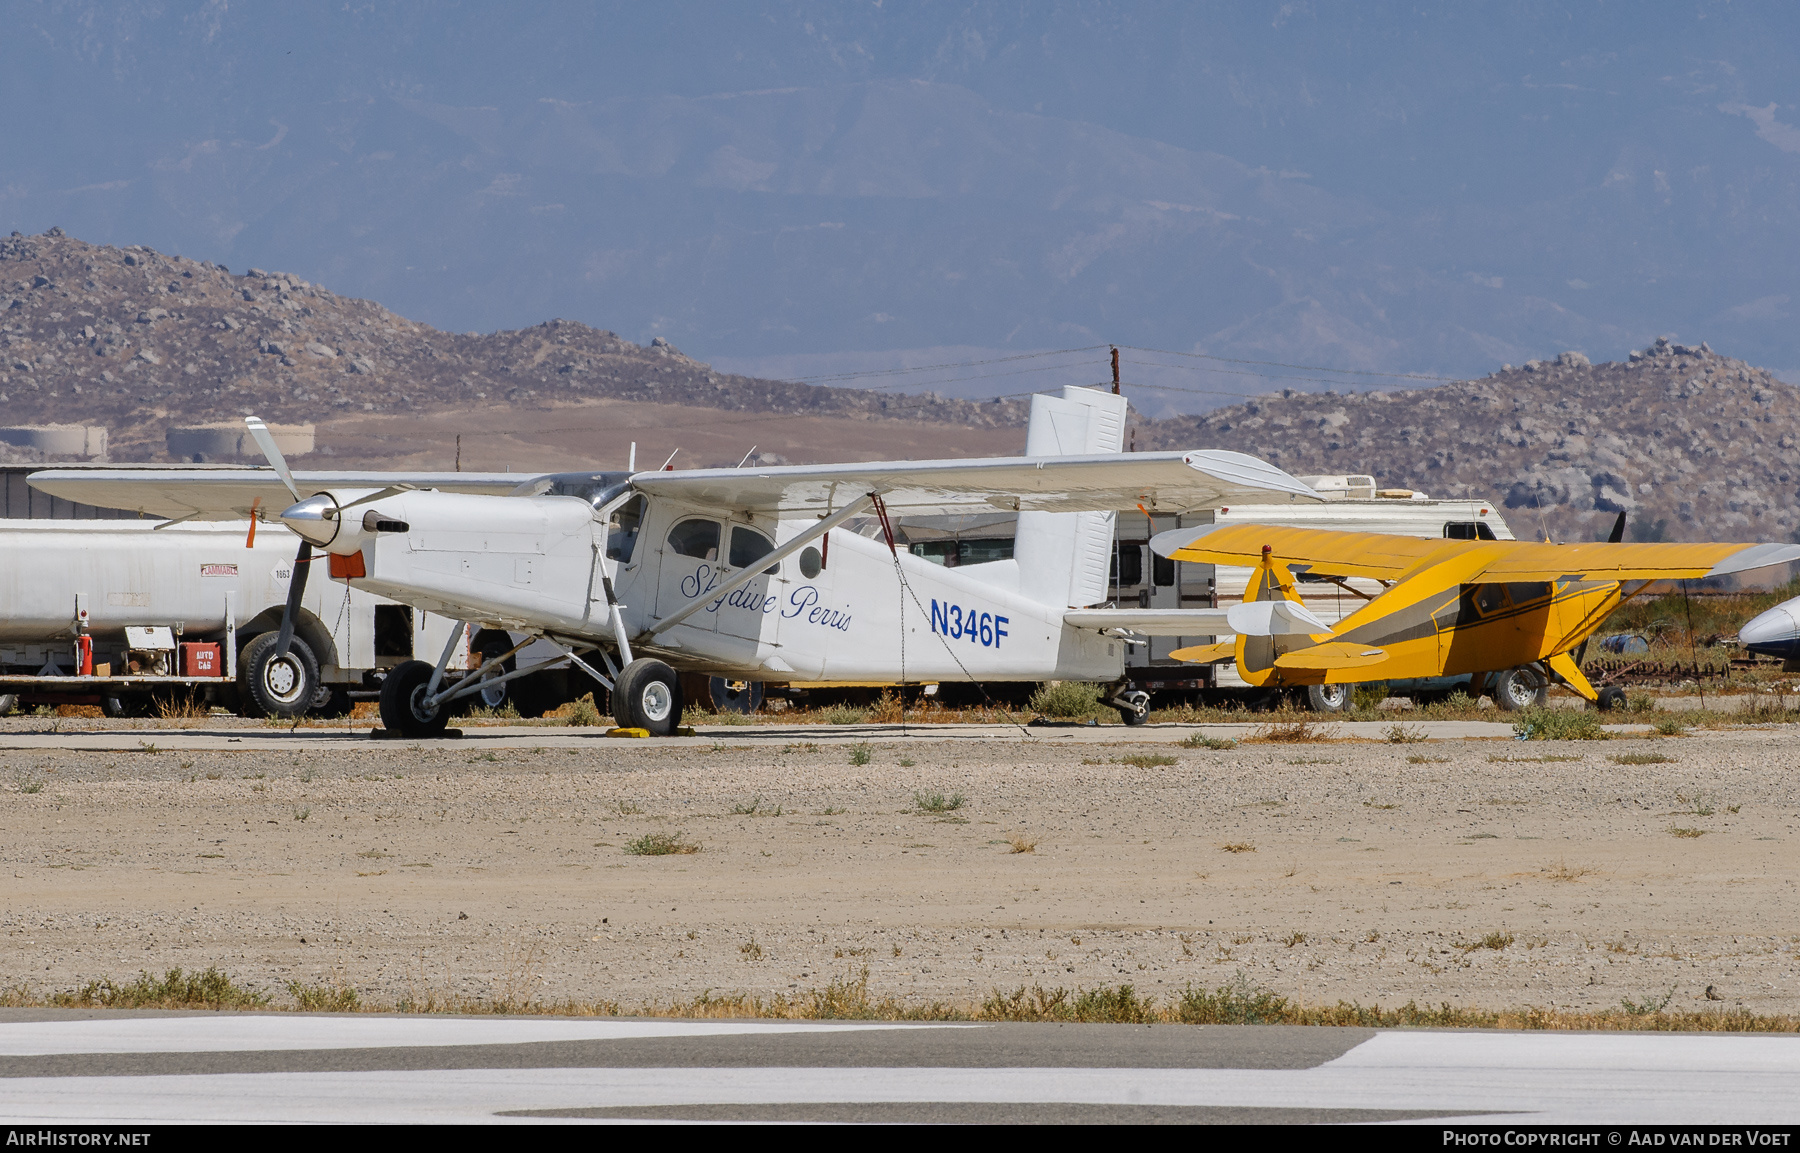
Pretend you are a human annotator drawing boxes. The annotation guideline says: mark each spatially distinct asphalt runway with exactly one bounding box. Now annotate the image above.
[0,1011,1796,1124]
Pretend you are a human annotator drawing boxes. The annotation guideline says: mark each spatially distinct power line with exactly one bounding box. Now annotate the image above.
[1119,343,1462,383]
[788,345,1110,383]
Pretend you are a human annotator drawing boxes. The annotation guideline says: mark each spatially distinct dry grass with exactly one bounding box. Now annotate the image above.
[1668,826,1708,839]
[1543,859,1596,882]
[1179,733,1237,750]
[1610,751,1676,765]
[1246,718,1336,744]
[1384,723,1428,744]
[8,967,1792,1033]
[1006,834,1038,854]
[1114,752,1176,768]
[1220,842,1257,854]
[624,831,700,856]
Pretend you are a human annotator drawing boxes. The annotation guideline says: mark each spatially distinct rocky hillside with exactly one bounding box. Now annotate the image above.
[0,230,1028,459]
[1140,340,1800,546]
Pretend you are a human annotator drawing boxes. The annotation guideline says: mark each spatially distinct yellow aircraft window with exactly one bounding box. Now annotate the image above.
[605,495,645,563]
[1502,582,1551,607]
[730,526,779,575]
[1473,585,1508,615]
[668,518,720,561]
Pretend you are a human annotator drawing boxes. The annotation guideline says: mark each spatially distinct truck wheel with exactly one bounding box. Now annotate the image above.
[241,633,319,719]
[0,693,15,717]
[1491,666,1547,712]
[612,658,682,736]
[708,676,763,714]
[1595,685,1628,712]
[379,659,450,738]
[1305,683,1351,714]
[311,685,353,718]
[101,695,151,719]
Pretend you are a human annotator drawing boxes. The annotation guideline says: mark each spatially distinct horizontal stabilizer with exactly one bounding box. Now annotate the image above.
[1273,642,1388,670]
[1168,641,1237,665]
[1063,608,1232,636]
[1225,599,1335,636]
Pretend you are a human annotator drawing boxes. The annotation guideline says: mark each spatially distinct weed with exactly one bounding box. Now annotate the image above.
[1543,860,1596,882]
[1653,715,1689,736]
[287,979,360,1012]
[816,807,847,816]
[292,806,310,822]
[1363,801,1401,810]
[1116,753,1175,768]
[1220,842,1256,854]
[1029,680,1102,718]
[848,743,873,766]
[356,850,391,859]
[625,831,700,856]
[1180,733,1237,750]
[1668,826,1708,839]
[1460,931,1514,953]
[1621,986,1677,1016]
[1512,708,1608,741]
[1629,694,1659,713]
[13,771,43,794]
[1407,754,1449,764]
[137,741,159,755]
[729,798,783,817]
[297,768,315,783]
[1248,717,1334,743]
[1385,723,1427,744]
[913,791,967,814]
[1173,972,1293,1024]
[56,967,267,1011]
[612,800,644,816]
[820,704,870,725]
[739,939,764,960]
[469,751,500,763]
[1488,754,1581,763]
[1007,834,1038,854]
[1610,752,1675,765]
[565,694,603,727]
[1284,932,1307,948]
[898,758,915,767]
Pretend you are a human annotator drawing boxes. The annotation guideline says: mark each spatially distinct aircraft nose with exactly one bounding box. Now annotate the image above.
[280,493,340,547]
[1738,599,1800,657]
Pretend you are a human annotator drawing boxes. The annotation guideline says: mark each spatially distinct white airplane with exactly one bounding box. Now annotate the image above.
[33,387,1323,736]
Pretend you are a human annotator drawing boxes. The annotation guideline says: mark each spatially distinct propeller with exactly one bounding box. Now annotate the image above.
[1607,510,1627,543]
[244,417,310,661]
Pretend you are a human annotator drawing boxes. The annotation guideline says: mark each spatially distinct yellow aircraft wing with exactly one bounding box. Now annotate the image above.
[1152,524,1800,583]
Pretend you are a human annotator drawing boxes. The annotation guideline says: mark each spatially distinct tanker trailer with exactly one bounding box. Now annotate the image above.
[0,519,466,718]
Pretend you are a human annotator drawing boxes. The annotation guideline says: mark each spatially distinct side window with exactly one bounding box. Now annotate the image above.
[1445,522,1478,540]
[1472,584,1507,615]
[667,517,720,561]
[1476,521,1496,540]
[604,495,645,563]
[1503,582,1550,607]
[1153,554,1176,587]
[729,526,778,575]
[1109,545,1144,587]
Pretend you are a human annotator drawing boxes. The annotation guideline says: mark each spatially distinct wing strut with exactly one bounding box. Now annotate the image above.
[641,494,876,641]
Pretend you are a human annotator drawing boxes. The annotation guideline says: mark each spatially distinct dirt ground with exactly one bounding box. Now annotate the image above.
[2,722,1797,1016]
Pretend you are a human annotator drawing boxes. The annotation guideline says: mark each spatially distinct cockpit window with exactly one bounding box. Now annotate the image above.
[667,518,721,561]
[730,526,778,575]
[605,495,645,563]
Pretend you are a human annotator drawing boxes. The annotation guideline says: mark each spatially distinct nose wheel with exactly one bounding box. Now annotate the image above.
[613,658,683,736]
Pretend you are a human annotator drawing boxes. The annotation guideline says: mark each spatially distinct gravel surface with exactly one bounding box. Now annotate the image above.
[2,723,1796,1015]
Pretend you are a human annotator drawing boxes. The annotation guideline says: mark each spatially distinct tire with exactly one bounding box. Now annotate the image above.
[311,685,353,718]
[1595,685,1628,712]
[612,658,682,736]
[101,695,151,719]
[1491,666,1547,712]
[469,629,517,711]
[379,659,450,738]
[241,632,319,719]
[708,676,763,714]
[0,693,15,717]
[1114,688,1151,726]
[1305,683,1351,714]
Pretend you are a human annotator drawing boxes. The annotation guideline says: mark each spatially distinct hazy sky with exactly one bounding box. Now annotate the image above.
[5,2,1798,408]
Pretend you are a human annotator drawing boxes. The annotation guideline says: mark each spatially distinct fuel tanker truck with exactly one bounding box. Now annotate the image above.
[0,519,481,718]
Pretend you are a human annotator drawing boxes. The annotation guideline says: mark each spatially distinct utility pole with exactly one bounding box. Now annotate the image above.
[1110,346,1121,395]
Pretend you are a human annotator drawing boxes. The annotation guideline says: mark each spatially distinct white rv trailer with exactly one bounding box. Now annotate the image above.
[0,519,472,717]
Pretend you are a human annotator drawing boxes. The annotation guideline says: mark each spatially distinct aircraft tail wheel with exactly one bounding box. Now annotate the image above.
[1595,685,1627,712]
[708,676,763,714]
[241,632,320,719]
[1113,688,1151,726]
[379,659,450,738]
[1305,683,1351,714]
[1491,666,1548,712]
[614,658,682,736]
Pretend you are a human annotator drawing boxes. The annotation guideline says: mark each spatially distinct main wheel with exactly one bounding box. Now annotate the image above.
[1305,683,1351,714]
[1114,688,1151,726]
[379,659,450,738]
[708,676,763,714]
[1595,685,1628,712]
[612,658,682,736]
[240,633,319,719]
[468,629,517,711]
[1491,666,1547,712]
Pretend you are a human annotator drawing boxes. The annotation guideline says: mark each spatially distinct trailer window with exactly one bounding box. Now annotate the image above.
[1445,521,1497,540]
[1153,554,1176,587]
[605,495,645,563]
[729,526,778,575]
[1110,545,1143,587]
[667,518,720,561]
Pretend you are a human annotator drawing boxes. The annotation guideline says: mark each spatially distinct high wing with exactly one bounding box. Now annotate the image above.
[1153,522,1800,582]
[28,468,527,521]
[632,450,1322,516]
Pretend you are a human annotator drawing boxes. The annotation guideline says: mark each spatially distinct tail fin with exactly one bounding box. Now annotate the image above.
[1013,386,1127,608]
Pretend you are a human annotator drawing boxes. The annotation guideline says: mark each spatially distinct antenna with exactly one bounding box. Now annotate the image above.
[659,448,680,471]
[628,442,637,472]
[736,445,758,469]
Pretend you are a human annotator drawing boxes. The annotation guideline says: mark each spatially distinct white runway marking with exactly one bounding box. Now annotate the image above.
[0,1016,966,1056]
[1,1021,1796,1124]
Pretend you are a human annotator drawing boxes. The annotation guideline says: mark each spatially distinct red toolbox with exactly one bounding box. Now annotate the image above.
[181,642,223,677]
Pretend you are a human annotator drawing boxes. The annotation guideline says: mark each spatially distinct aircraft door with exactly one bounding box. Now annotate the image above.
[714,524,781,643]
[654,516,723,633]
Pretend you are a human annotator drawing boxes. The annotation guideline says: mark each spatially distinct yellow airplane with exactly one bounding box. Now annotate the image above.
[1151,522,1800,712]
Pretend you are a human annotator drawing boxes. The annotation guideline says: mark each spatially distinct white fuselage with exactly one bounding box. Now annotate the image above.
[336,490,1123,683]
